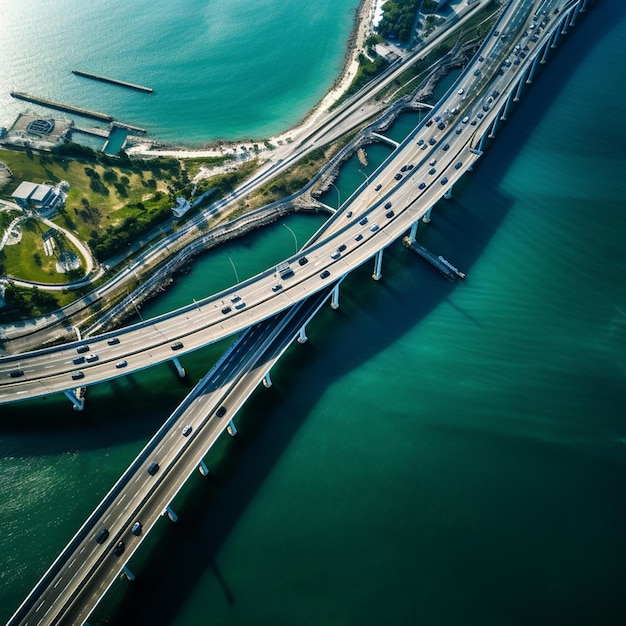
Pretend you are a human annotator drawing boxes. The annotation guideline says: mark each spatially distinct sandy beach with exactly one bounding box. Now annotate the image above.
[126,0,379,163]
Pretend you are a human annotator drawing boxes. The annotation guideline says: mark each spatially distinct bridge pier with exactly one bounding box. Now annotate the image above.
[122,566,135,581]
[527,53,541,82]
[64,388,85,411]
[407,220,419,244]
[550,27,560,50]
[422,206,433,223]
[443,186,453,200]
[171,357,185,378]
[580,0,588,12]
[262,371,272,388]
[330,283,341,309]
[500,91,514,121]
[73,326,82,341]
[198,459,210,476]
[227,419,238,437]
[297,325,308,344]
[478,132,488,152]
[372,249,383,281]
[540,40,551,65]
[163,505,178,522]
[513,72,526,102]
[569,3,581,27]
[560,14,569,36]
[487,115,498,140]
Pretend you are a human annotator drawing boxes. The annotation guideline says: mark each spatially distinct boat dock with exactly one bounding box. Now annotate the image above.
[10,92,113,122]
[72,70,153,93]
[403,238,466,282]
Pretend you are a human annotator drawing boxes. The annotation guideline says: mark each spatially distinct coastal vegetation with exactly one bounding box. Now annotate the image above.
[376,0,422,43]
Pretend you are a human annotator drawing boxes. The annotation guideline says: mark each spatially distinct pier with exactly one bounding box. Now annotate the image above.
[403,238,465,282]
[72,70,153,93]
[10,92,113,122]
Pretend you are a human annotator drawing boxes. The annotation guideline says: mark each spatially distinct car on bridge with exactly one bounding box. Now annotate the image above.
[86,353,99,363]
[115,360,128,369]
[170,341,184,350]
[132,521,143,536]
[182,425,192,437]
[71,371,84,381]
[320,270,331,279]
[418,182,427,190]
[147,462,159,476]
[216,406,227,418]
[113,541,125,556]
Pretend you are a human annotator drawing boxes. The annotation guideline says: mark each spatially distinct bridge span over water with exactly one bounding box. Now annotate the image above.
[4,0,594,623]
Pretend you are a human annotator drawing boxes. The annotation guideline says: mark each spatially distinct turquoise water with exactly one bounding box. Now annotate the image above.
[2,1,626,625]
[0,0,360,146]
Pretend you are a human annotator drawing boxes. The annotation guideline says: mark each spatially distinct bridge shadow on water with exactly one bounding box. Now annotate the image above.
[4,6,620,622]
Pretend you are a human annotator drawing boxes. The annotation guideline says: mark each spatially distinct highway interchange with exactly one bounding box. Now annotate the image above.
[4,0,589,623]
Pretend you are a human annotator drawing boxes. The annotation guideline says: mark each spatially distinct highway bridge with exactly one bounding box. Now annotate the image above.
[4,0,594,623]
[1,0,588,409]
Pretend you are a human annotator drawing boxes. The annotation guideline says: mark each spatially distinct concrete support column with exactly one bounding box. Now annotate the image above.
[297,325,308,344]
[422,206,433,223]
[527,53,541,82]
[513,72,526,102]
[64,389,85,411]
[580,0,588,12]
[198,459,210,476]
[550,27,560,49]
[408,220,419,244]
[478,132,487,152]
[569,3,580,27]
[122,566,135,581]
[488,114,498,139]
[227,419,237,437]
[172,356,185,378]
[560,15,569,35]
[443,186,453,200]
[163,505,178,522]
[262,371,272,388]
[372,249,383,281]
[74,326,82,341]
[500,92,514,121]
[330,284,341,309]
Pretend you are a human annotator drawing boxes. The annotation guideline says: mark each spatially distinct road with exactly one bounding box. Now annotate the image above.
[5,0,589,624]
[0,0,574,405]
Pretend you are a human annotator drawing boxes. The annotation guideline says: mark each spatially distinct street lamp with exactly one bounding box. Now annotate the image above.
[229,257,240,284]
[359,169,371,204]
[282,223,299,254]
[329,182,341,210]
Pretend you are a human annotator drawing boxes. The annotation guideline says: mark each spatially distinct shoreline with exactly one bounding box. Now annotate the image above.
[126,0,378,160]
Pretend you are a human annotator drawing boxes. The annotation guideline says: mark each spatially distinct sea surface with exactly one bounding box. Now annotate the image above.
[1,1,626,625]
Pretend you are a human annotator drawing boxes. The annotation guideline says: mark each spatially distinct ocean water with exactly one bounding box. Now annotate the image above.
[0,0,360,146]
[1,1,626,625]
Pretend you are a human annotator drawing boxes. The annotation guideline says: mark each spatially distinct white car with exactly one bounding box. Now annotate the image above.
[457,88,464,95]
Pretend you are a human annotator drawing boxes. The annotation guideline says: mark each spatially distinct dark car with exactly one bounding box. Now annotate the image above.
[115,360,128,369]
[428,168,436,175]
[95,528,109,544]
[374,183,382,191]
[455,162,463,169]
[216,406,227,418]
[9,369,24,378]
[182,424,192,437]
[107,337,120,346]
[442,143,450,151]
[418,182,427,190]
[298,256,308,266]
[73,356,85,365]
[320,270,331,279]
[394,173,402,180]
[132,521,143,536]
[113,541,125,556]
[337,244,347,253]
[385,210,394,219]
[170,341,183,351]
[221,306,232,314]
[76,345,89,354]
[271,284,282,292]
[71,371,84,381]
[359,217,368,226]
[384,202,392,209]
[441,177,449,185]
[147,462,160,476]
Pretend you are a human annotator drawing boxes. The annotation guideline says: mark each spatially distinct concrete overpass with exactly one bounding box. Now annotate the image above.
[5,0,595,623]
[0,0,587,410]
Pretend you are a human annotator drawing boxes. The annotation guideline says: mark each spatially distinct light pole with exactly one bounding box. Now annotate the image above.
[359,169,370,204]
[282,223,298,254]
[329,182,341,209]
[229,257,240,284]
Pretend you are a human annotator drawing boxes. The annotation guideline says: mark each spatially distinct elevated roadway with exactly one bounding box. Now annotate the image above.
[0,0,583,407]
[5,0,593,624]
